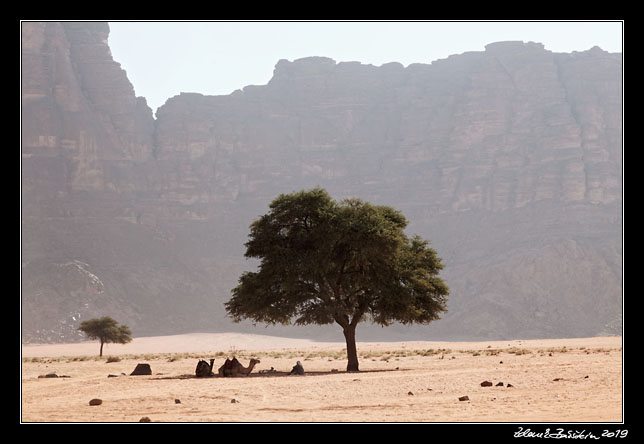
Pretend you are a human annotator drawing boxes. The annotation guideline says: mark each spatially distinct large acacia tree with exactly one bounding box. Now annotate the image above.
[226,188,449,371]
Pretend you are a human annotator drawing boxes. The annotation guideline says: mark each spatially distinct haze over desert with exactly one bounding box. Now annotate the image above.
[21,22,623,431]
[21,333,622,423]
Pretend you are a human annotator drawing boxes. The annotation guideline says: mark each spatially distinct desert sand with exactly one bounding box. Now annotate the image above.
[21,334,622,423]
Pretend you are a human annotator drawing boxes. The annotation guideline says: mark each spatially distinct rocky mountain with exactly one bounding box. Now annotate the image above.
[21,22,622,343]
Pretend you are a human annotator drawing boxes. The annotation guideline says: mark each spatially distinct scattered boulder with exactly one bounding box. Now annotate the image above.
[408,391,414,396]
[507,383,514,388]
[130,363,152,375]
[480,381,493,387]
[231,398,239,403]
[89,398,102,406]
[458,395,470,401]
[37,373,69,378]
[175,399,181,404]
[496,382,504,386]
[139,416,151,422]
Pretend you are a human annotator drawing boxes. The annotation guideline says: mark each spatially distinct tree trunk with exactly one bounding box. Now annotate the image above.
[99,340,104,357]
[343,326,359,372]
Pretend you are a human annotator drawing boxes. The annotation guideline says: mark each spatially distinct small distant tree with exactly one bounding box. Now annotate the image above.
[77,316,132,357]
[226,188,449,371]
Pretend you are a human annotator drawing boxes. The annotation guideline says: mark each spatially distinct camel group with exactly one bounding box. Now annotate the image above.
[195,357,260,377]
[195,357,306,378]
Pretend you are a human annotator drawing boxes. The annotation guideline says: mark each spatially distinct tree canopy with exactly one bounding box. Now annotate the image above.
[77,316,132,356]
[226,188,449,371]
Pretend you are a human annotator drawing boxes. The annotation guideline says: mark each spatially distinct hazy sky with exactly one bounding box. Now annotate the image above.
[108,21,623,114]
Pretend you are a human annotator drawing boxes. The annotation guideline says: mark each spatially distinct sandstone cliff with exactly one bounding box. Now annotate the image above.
[21,23,622,342]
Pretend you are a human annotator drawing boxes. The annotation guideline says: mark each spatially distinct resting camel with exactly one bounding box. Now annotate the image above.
[195,358,216,377]
[218,357,261,377]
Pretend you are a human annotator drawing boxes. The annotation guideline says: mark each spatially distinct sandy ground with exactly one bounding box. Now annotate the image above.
[21,334,623,423]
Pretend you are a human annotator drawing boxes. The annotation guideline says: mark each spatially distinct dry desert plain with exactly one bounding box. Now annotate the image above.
[21,333,623,423]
